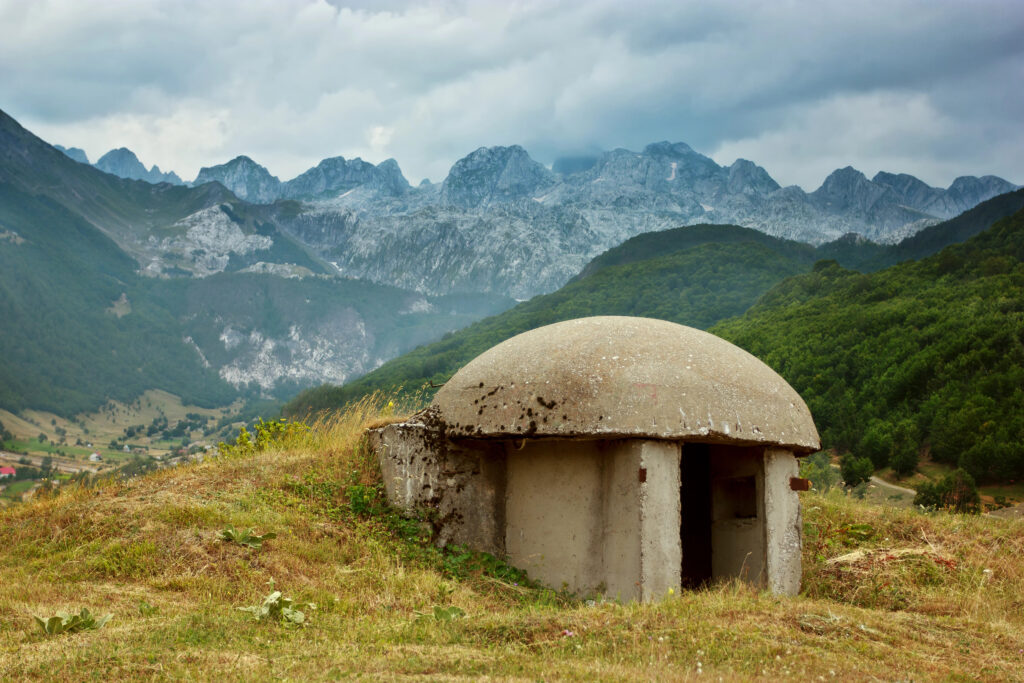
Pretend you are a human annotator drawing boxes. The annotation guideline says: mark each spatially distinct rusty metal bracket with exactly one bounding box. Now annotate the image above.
[790,477,811,491]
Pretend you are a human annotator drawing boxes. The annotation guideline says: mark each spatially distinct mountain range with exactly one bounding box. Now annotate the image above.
[8,103,1021,417]
[287,188,1024,417]
[57,137,1017,300]
[1,109,511,414]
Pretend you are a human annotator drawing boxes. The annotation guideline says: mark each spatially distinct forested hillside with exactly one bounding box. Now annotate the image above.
[713,208,1024,482]
[0,184,236,415]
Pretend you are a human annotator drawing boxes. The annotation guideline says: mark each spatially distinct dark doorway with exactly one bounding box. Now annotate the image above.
[680,443,712,587]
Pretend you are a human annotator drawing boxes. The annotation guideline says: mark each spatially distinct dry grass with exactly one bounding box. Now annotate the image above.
[1,396,1023,681]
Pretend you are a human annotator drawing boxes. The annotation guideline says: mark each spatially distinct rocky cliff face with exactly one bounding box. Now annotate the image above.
[194,155,412,204]
[194,156,282,204]
[94,147,183,184]
[440,145,556,208]
[67,121,1017,301]
[282,156,411,200]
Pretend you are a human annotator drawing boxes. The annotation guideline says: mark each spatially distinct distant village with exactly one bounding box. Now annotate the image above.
[0,405,240,505]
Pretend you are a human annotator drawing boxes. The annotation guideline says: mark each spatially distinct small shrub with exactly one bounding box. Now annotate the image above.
[219,524,277,549]
[914,468,981,513]
[34,608,112,635]
[800,452,840,492]
[238,583,315,626]
[218,418,308,457]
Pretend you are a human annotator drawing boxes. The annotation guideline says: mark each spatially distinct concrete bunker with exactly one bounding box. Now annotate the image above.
[366,316,819,600]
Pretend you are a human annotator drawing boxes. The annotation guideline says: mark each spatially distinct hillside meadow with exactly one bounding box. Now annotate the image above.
[0,398,1022,681]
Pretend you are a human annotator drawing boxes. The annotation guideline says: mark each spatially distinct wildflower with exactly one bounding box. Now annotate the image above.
[560,629,575,637]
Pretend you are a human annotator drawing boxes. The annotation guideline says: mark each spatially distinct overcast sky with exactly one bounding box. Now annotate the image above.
[1,0,1022,189]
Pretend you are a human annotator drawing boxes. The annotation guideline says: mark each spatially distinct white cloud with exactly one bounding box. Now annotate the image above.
[1,0,1022,186]
[712,92,956,190]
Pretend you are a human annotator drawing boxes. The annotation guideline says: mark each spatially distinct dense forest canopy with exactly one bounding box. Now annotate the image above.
[713,208,1024,482]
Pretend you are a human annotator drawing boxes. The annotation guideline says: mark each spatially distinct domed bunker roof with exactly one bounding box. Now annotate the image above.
[432,316,820,453]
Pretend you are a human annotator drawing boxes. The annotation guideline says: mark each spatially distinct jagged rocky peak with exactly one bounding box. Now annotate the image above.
[441,145,556,207]
[811,166,891,212]
[578,141,722,193]
[54,145,89,164]
[375,158,410,193]
[95,147,146,177]
[194,155,282,204]
[150,165,183,185]
[94,147,182,185]
[947,175,1019,206]
[872,171,935,196]
[727,159,781,195]
[872,171,1018,219]
[642,140,696,157]
[642,141,720,176]
[283,155,411,200]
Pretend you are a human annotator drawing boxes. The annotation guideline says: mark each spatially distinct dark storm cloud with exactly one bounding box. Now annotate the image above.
[1,0,1021,188]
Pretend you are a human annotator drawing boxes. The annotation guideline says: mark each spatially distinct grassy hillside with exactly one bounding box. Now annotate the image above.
[0,401,1021,680]
[285,226,820,415]
[712,207,1024,482]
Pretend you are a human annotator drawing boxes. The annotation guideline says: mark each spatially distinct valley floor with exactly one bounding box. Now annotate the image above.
[0,402,1021,681]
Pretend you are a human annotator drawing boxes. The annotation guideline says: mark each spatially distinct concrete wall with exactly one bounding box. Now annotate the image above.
[505,440,606,594]
[504,438,681,601]
[367,414,506,554]
[633,440,682,601]
[763,447,802,595]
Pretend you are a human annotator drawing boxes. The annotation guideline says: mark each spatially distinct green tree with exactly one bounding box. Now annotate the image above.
[858,420,894,468]
[840,453,874,487]
[890,419,920,476]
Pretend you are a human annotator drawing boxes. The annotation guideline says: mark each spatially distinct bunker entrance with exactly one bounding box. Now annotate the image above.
[680,444,766,588]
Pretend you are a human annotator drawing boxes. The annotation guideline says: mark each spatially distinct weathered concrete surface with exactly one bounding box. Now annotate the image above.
[432,316,820,453]
[505,440,605,595]
[763,447,802,595]
[599,441,643,599]
[367,409,506,554]
[504,438,681,601]
[634,440,682,601]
